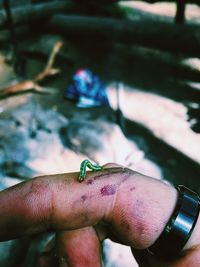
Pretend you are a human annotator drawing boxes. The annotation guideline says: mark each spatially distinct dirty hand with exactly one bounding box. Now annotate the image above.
[0,164,199,267]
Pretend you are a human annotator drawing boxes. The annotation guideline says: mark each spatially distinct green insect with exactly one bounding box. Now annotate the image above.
[78,159,103,182]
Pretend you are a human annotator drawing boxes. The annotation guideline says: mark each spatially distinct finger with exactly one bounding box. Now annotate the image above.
[0,168,125,240]
[0,168,179,251]
[57,227,102,267]
[0,166,199,259]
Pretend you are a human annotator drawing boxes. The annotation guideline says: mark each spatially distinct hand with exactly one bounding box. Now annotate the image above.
[0,163,199,267]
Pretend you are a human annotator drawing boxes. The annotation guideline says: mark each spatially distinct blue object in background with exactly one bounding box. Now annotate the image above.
[65,69,110,108]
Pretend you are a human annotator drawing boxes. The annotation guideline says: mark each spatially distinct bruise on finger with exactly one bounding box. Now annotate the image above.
[100,184,116,196]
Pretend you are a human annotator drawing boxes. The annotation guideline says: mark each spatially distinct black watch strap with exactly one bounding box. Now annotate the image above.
[148,185,200,260]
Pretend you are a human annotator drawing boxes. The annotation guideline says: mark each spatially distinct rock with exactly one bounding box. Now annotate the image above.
[60,118,162,178]
[60,119,139,164]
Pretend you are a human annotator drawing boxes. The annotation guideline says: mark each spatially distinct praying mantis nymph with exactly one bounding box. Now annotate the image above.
[78,159,103,182]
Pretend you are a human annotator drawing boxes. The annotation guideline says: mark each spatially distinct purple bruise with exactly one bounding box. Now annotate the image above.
[100,184,116,196]
[130,187,136,191]
[81,195,88,202]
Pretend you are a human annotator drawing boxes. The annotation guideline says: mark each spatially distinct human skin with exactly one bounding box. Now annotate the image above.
[0,163,199,267]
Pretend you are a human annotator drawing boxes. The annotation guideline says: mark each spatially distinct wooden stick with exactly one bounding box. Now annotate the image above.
[0,41,63,98]
[34,41,63,82]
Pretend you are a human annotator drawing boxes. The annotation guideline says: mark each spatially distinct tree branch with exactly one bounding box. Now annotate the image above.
[0,41,63,98]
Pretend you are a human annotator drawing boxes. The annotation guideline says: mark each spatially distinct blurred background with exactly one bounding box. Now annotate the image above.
[0,0,200,266]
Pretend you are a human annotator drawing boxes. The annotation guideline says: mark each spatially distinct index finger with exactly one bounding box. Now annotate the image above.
[0,168,122,241]
[1,166,196,260]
